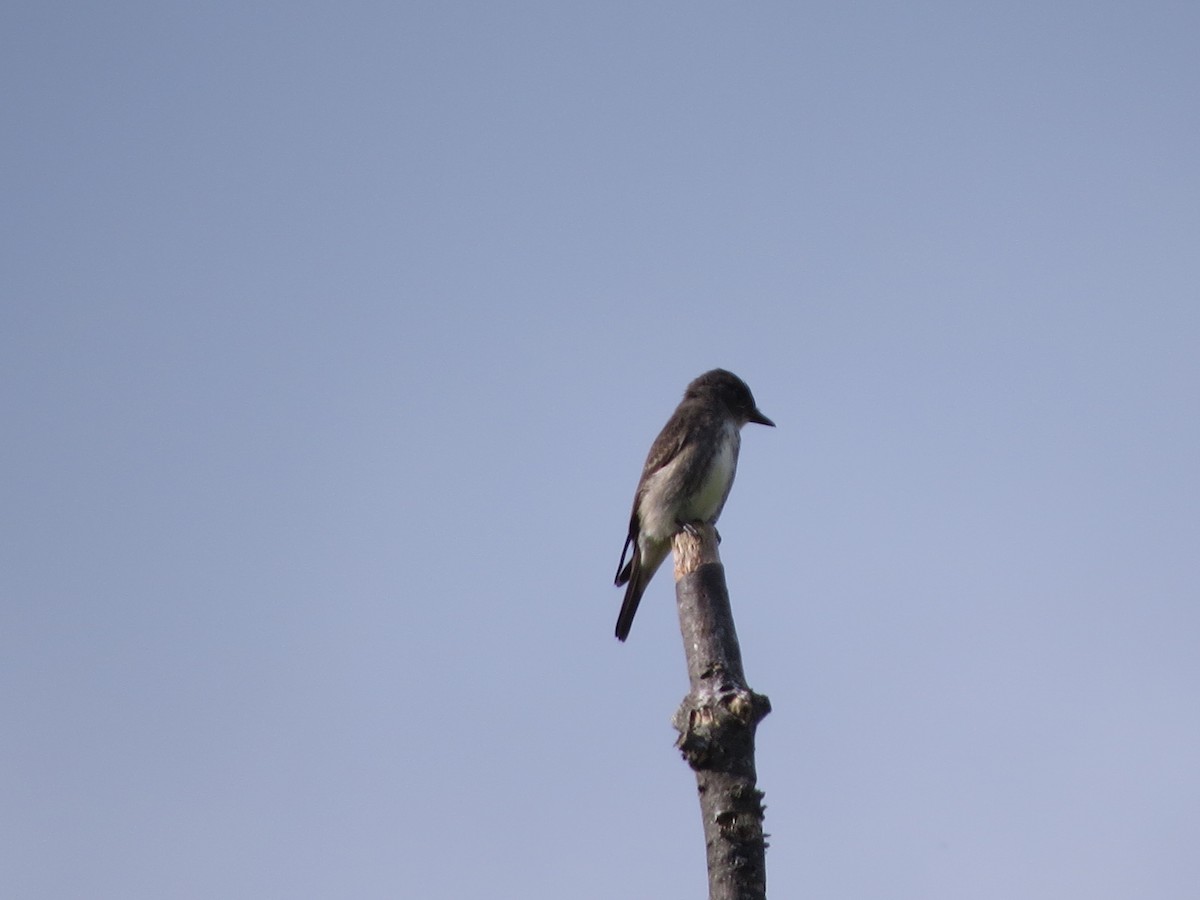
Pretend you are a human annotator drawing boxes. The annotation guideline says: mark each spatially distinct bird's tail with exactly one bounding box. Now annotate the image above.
[615,566,646,642]
[614,540,669,641]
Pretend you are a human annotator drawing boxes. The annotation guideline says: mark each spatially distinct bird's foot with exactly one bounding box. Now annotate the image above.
[676,519,711,539]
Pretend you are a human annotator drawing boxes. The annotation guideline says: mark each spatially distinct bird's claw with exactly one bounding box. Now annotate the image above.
[677,520,711,539]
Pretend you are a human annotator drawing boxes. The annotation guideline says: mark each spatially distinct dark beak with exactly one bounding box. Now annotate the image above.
[749,408,775,427]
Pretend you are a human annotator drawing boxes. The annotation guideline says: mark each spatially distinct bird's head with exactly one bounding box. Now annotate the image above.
[687,369,775,428]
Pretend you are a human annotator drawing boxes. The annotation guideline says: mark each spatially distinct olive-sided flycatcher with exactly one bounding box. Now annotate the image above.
[614,369,774,641]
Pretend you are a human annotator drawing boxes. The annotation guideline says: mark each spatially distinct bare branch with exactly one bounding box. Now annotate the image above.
[672,524,771,900]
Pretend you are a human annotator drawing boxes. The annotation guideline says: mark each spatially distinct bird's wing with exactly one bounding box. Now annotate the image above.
[615,408,694,584]
[639,410,693,482]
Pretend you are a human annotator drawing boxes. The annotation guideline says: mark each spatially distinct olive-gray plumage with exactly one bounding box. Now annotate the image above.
[614,369,774,641]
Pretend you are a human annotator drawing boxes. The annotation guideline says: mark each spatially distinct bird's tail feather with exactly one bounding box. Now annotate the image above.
[614,540,668,641]
[614,567,646,642]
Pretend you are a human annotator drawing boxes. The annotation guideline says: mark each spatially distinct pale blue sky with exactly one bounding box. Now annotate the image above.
[3,3,1198,898]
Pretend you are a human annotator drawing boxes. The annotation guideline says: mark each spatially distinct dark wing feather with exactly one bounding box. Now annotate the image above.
[639,407,694,479]
[614,547,646,641]
[614,406,693,585]
[614,528,636,585]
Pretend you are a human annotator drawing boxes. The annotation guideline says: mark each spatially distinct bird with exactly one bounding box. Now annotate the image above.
[614,369,774,641]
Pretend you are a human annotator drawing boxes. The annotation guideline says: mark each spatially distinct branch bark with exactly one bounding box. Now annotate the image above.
[672,524,771,900]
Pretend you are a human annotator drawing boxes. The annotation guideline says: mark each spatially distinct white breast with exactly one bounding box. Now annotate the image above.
[638,422,741,540]
[684,424,738,523]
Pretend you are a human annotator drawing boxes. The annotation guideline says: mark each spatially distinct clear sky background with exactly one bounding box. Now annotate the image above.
[3,3,1198,898]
